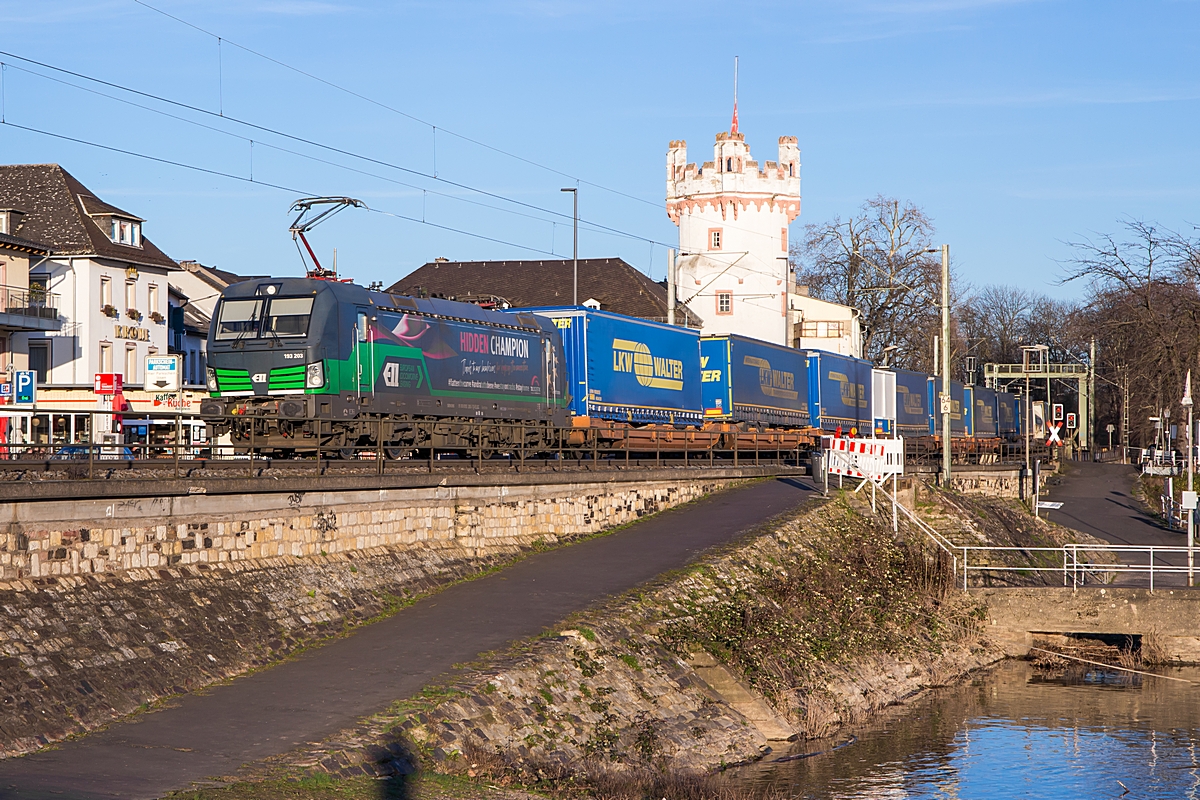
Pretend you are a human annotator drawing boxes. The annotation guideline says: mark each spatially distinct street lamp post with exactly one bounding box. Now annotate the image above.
[561,188,578,306]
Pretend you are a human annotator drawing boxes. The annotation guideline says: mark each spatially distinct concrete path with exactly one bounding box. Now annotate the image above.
[0,477,816,800]
[1043,460,1190,584]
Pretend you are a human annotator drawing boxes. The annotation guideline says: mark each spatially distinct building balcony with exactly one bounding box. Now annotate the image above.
[0,285,62,332]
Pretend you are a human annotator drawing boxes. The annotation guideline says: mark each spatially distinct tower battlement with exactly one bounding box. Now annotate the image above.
[666,131,801,224]
[664,126,801,347]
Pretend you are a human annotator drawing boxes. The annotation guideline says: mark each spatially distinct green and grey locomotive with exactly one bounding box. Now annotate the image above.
[201,277,569,457]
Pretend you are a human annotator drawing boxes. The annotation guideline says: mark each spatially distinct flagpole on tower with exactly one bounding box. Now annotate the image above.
[732,56,739,134]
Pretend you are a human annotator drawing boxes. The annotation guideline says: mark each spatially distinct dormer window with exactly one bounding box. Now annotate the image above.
[110,218,141,247]
[0,210,25,236]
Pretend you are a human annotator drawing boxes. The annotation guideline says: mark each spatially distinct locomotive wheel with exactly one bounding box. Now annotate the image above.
[336,447,357,460]
[384,445,413,460]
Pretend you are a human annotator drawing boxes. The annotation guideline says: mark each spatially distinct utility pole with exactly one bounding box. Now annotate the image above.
[561,188,578,306]
[940,244,951,484]
[1088,337,1096,459]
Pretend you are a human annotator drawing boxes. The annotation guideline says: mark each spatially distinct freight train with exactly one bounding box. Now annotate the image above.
[201,277,1021,456]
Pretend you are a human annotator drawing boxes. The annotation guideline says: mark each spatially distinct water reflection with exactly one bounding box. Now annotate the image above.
[738,660,1200,799]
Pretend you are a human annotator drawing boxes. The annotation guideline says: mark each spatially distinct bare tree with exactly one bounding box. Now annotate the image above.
[791,196,943,369]
[1063,220,1200,446]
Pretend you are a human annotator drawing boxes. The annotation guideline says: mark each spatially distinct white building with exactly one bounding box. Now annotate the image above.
[788,288,862,358]
[666,123,800,346]
[0,164,178,437]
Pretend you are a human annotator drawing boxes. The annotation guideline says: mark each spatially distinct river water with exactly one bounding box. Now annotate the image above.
[738,659,1200,799]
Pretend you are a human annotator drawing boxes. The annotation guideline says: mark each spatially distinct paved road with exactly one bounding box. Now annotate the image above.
[0,477,815,800]
[1043,460,1190,584]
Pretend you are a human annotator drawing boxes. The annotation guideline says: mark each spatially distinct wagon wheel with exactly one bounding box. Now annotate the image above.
[384,444,414,460]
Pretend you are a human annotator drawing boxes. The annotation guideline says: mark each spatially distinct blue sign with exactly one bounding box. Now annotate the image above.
[14,370,35,404]
[0,383,10,398]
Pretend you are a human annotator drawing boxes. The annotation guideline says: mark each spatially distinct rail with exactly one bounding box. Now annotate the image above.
[957,543,1199,591]
[0,406,807,482]
[842,475,1197,592]
[0,284,59,320]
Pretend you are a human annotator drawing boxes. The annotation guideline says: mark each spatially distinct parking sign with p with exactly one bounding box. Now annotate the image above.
[14,370,35,405]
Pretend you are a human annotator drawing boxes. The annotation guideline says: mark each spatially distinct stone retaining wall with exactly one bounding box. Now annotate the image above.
[949,467,1048,498]
[0,477,731,582]
[0,476,733,757]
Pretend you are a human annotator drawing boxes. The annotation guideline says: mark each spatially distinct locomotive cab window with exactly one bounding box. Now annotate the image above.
[264,297,314,337]
[215,299,263,340]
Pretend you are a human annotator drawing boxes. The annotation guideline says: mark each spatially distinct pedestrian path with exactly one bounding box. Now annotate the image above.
[0,477,815,800]
[1044,461,1191,585]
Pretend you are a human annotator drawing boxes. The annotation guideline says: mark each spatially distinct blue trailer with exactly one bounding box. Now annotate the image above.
[893,369,934,437]
[522,307,703,425]
[997,391,1020,438]
[807,350,872,432]
[926,378,969,436]
[972,386,1000,438]
[700,335,811,428]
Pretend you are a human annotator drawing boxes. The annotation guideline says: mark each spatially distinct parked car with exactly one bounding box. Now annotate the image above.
[51,445,136,461]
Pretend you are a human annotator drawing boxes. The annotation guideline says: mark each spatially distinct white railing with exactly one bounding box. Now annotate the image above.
[841,475,1196,592]
[959,543,1196,591]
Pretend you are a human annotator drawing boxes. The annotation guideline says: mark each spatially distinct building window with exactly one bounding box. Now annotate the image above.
[28,341,49,383]
[125,280,136,311]
[110,219,141,246]
[100,342,113,373]
[709,228,723,251]
[716,291,733,315]
[100,276,112,307]
[125,345,138,385]
[789,162,795,177]
[725,157,733,172]
[781,228,788,252]
[801,321,844,338]
[148,284,159,314]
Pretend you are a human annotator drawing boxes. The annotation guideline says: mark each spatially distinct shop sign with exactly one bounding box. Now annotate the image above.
[95,373,123,395]
[115,325,151,341]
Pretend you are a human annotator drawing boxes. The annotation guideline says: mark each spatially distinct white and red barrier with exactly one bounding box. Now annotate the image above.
[821,436,905,481]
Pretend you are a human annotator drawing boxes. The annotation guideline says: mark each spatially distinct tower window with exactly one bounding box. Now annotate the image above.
[709,228,723,251]
[789,162,795,177]
[716,291,733,315]
[781,228,788,252]
[726,157,733,172]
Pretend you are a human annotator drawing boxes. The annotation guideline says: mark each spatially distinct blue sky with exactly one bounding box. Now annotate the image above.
[1,0,1197,297]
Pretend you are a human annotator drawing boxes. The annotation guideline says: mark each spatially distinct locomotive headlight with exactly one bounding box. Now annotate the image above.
[205,366,218,391]
[305,361,325,389]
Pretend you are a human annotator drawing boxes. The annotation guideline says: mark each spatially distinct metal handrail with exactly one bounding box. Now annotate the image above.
[958,542,1197,591]
[0,284,60,319]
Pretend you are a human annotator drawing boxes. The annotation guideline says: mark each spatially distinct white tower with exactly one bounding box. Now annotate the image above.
[666,116,800,345]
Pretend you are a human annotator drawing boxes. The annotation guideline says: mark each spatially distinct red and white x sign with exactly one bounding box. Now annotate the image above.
[1047,423,1063,446]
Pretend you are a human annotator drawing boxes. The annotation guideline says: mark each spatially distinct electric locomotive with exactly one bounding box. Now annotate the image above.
[201,278,569,456]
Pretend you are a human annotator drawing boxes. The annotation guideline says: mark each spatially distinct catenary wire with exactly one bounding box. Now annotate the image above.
[0,60,572,233]
[0,48,676,251]
[3,59,650,249]
[0,119,562,258]
[130,0,664,212]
